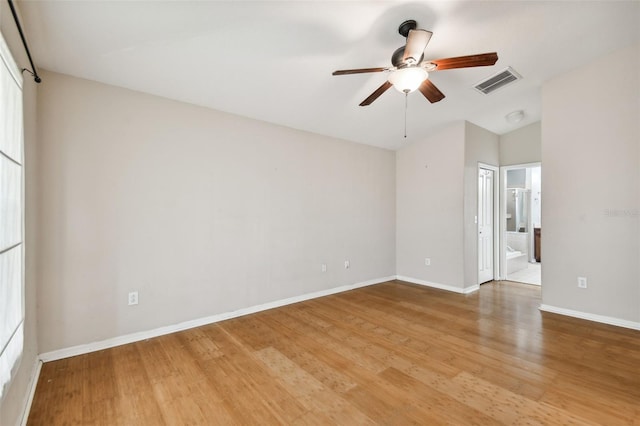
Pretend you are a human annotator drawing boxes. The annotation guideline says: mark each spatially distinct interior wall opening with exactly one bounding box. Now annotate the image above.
[501,164,541,285]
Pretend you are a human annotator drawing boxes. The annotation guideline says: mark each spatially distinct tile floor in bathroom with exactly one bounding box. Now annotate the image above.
[507,262,541,285]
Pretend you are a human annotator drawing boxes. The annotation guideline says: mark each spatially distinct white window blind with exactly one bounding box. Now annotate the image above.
[0,30,24,400]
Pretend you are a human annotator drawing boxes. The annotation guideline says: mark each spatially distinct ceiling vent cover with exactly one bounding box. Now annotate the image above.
[474,67,522,94]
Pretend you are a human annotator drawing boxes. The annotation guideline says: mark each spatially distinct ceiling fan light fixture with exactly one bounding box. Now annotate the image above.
[388,67,428,93]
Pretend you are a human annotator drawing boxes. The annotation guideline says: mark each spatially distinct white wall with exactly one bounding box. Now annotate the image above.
[396,122,466,290]
[0,2,39,425]
[541,43,639,324]
[396,121,499,291]
[463,122,499,288]
[531,166,541,228]
[499,121,541,166]
[36,71,396,353]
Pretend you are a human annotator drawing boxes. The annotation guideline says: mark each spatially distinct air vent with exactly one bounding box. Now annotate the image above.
[474,67,522,94]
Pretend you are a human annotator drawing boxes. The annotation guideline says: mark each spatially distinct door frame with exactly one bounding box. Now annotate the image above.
[499,162,541,280]
[478,163,499,284]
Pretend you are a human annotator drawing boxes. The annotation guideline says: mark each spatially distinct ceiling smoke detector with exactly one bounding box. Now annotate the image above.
[505,110,525,123]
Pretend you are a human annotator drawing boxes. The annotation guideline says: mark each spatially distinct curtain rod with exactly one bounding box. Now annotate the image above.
[7,0,41,83]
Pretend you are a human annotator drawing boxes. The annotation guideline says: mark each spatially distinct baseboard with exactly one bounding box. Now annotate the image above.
[39,276,396,362]
[462,284,480,294]
[396,275,479,294]
[539,304,640,331]
[19,358,42,426]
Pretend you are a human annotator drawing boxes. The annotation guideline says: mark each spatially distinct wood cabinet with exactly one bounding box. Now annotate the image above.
[534,227,541,262]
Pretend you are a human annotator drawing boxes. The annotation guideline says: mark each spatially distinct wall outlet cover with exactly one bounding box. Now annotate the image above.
[577,277,587,289]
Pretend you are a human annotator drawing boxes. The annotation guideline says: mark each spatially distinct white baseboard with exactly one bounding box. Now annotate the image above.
[462,284,480,294]
[19,358,42,426]
[539,304,640,331]
[39,276,396,362]
[396,275,479,294]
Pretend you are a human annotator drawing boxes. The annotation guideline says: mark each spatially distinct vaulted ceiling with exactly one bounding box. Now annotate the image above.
[17,1,640,150]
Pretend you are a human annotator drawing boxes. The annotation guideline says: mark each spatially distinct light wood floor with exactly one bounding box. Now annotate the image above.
[28,280,640,425]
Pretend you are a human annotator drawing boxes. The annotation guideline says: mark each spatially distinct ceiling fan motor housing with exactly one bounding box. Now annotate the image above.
[392,46,424,68]
[393,20,423,67]
[398,20,417,37]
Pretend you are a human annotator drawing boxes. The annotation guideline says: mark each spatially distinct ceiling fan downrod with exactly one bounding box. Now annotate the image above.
[404,92,408,138]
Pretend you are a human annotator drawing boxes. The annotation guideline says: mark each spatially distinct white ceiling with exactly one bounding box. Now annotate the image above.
[17,1,640,150]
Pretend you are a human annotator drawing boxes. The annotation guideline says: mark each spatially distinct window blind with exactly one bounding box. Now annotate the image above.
[0,30,24,400]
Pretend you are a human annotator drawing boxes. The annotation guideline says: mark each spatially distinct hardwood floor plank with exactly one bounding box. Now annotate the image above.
[263,308,389,374]
[28,359,85,425]
[200,327,302,424]
[83,350,117,405]
[449,371,597,425]
[381,368,502,426]
[315,287,556,401]
[539,387,638,425]
[27,281,640,425]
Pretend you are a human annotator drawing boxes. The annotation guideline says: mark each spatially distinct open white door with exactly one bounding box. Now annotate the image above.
[478,168,494,284]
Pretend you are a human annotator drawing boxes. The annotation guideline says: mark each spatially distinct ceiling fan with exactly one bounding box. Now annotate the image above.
[333,20,498,106]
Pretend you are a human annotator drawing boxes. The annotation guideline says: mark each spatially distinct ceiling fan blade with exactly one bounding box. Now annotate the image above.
[430,52,498,70]
[332,67,388,76]
[403,29,432,64]
[360,81,393,106]
[418,79,445,103]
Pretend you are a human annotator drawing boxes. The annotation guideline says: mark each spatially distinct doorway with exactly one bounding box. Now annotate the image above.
[478,165,498,284]
[500,164,541,285]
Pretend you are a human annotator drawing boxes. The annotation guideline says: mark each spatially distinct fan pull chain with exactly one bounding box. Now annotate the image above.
[404,92,408,138]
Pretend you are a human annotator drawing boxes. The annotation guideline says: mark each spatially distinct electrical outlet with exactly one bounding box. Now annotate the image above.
[321,264,327,272]
[344,260,350,269]
[128,291,139,305]
[425,258,431,266]
[577,277,587,289]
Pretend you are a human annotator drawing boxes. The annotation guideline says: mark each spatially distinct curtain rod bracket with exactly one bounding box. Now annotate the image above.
[8,0,42,84]
[21,68,41,83]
